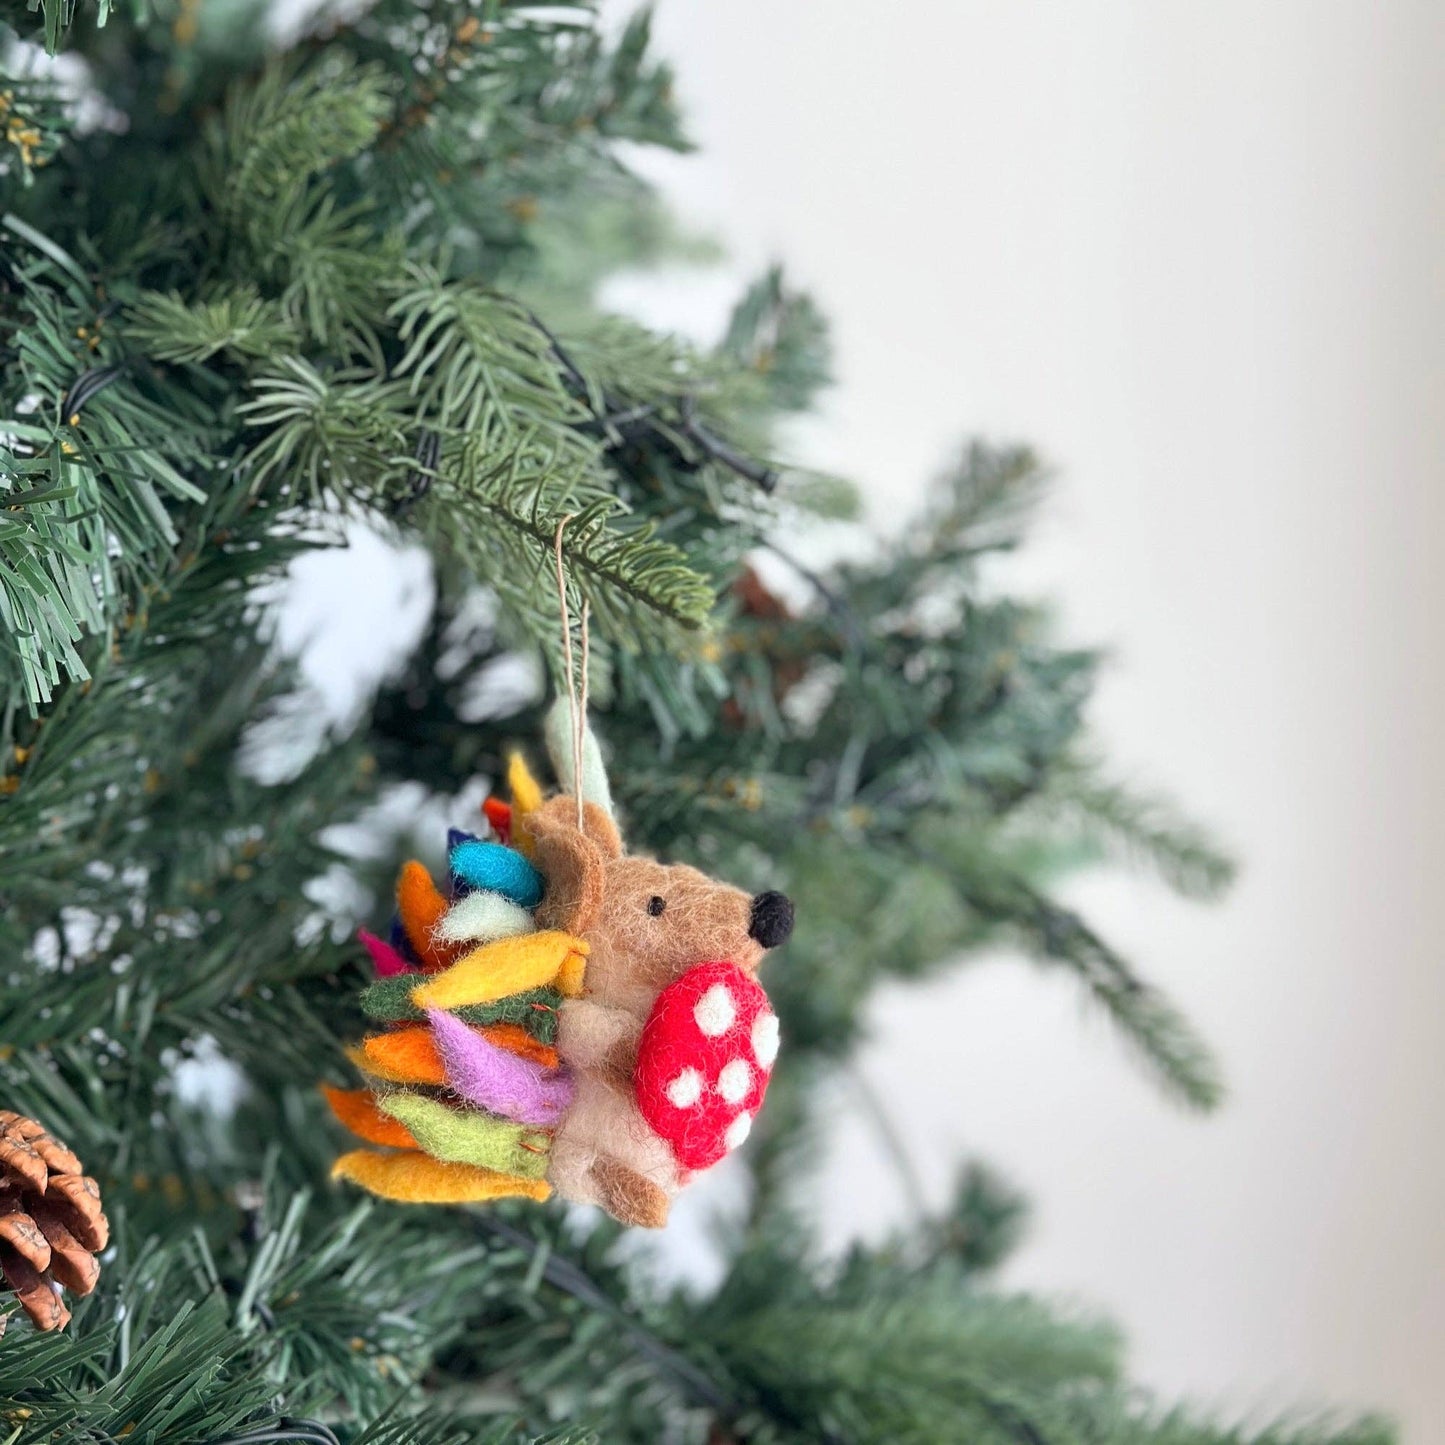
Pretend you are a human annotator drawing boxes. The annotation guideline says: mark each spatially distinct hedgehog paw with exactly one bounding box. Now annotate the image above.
[590,1156,670,1229]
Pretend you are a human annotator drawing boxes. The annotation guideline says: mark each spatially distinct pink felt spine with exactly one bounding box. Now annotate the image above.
[360,928,414,978]
[427,1007,574,1125]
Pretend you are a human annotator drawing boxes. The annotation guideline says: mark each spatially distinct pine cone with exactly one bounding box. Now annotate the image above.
[0,1110,108,1332]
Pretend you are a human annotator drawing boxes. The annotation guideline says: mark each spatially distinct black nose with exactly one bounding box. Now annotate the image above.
[748,891,794,950]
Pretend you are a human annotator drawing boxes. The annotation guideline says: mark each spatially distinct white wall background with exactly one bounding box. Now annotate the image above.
[595,3,1445,1439]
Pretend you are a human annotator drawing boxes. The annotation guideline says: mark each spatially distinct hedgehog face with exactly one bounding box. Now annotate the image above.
[528,796,783,1015]
[585,855,761,1010]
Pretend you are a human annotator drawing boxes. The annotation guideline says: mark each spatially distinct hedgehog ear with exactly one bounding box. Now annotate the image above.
[544,697,615,822]
[530,796,622,859]
[578,801,623,860]
[533,827,603,936]
[530,798,621,935]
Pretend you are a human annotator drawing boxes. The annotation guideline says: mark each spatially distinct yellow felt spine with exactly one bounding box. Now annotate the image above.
[331,1149,551,1204]
[507,751,542,856]
[409,931,587,1010]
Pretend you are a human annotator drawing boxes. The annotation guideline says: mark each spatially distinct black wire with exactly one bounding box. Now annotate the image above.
[758,538,867,656]
[469,1212,744,1422]
[212,1422,342,1445]
[525,308,779,493]
[679,396,779,493]
[59,361,127,421]
[394,428,442,514]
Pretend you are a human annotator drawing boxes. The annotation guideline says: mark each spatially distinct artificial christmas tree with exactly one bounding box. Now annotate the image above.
[0,1,1392,1441]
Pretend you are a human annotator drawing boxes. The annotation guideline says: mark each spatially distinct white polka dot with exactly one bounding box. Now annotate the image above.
[665,1068,704,1109]
[751,1012,779,1069]
[717,1058,752,1103]
[693,983,737,1038]
[724,1112,753,1152]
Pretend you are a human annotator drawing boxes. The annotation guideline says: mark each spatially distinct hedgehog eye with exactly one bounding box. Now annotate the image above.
[647,895,667,917]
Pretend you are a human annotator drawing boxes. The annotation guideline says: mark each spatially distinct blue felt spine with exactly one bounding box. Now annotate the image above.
[448,840,545,910]
[446,828,484,897]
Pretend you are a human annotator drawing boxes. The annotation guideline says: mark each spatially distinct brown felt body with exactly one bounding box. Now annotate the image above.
[526,796,772,1220]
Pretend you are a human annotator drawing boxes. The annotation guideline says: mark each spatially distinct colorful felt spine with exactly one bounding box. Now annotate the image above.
[507,753,542,856]
[323,1086,419,1149]
[347,1027,446,1085]
[397,861,460,971]
[331,798,579,1206]
[433,890,534,946]
[359,975,563,1038]
[359,929,413,978]
[428,1008,573,1124]
[333,1150,550,1204]
[448,841,544,909]
[379,1093,552,1177]
[543,698,615,819]
[410,931,587,1008]
[482,797,513,845]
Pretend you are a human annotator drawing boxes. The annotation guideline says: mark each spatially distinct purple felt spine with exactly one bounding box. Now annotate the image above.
[427,1007,574,1125]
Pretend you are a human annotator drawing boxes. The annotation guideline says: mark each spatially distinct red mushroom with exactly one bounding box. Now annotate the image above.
[634,960,779,1171]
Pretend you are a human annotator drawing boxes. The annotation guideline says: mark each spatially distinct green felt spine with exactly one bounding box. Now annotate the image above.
[380,1092,552,1179]
[359,977,562,1042]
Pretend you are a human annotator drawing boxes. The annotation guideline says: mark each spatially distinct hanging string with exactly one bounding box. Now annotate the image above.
[553,514,589,828]
[578,593,591,775]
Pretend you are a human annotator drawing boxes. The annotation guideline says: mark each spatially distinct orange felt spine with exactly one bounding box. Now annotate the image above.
[350,1022,559,1088]
[397,861,461,971]
[479,1023,560,1071]
[350,1028,445,1085]
[331,1149,551,1204]
[322,1086,419,1149]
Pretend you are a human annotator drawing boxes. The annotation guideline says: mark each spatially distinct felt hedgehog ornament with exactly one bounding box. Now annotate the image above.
[328,701,793,1228]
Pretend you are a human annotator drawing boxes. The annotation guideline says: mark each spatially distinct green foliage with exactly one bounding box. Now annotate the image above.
[0,74,64,183]
[927,1162,1032,1275]
[202,56,394,219]
[0,3,1381,1444]
[127,287,303,363]
[721,265,833,416]
[6,0,96,56]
